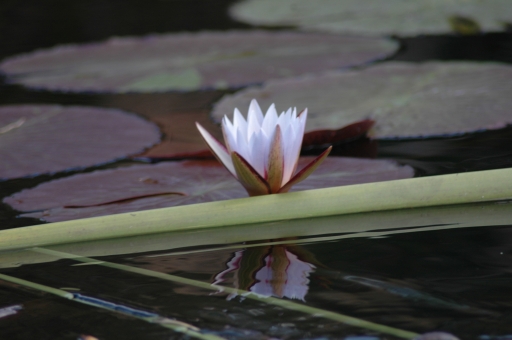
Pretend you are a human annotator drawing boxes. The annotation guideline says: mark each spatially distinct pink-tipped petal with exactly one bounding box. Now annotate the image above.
[196,122,236,176]
[277,146,332,194]
[267,125,284,193]
[232,152,270,196]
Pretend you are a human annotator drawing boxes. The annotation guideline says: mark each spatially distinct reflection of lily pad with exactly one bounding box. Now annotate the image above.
[5,157,413,222]
[0,105,160,179]
[229,0,512,36]
[0,31,397,93]
[213,62,512,139]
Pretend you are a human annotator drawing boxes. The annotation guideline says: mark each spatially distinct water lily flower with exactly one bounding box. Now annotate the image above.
[196,99,331,196]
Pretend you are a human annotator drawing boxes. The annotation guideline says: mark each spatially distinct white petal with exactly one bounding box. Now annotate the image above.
[233,107,248,139]
[280,123,296,183]
[196,122,236,176]
[249,99,264,124]
[222,117,236,145]
[277,108,291,128]
[248,131,266,177]
[236,127,251,162]
[262,104,278,138]
[223,115,235,134]
[279,109,306,185]
[247,99,263,139]
[283,136,301,185]
[222,117,238,153]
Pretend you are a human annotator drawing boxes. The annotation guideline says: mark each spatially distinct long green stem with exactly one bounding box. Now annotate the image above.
[1,168,512,252]
[0,272,225,340]
[0,272,74,299]
[32,247,419,339]
[1,201,510,269]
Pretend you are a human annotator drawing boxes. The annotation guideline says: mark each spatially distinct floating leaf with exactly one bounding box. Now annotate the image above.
[4,157,413,222]
[0,105,160,179]
[301,119,374,147]
[0,31,397,93]
[102,92,375,159]
[212,62,512,139]
[101,92,224,159]
[229,0,512,36]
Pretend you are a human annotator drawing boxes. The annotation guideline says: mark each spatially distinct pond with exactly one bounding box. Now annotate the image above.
[1,1,512,339]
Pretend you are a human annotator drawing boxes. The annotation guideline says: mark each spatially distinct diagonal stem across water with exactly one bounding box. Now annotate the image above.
[0,271,225,340]
[27,247,419,339]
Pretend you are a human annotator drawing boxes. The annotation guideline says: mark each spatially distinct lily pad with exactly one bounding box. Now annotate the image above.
[229,0,512,36]
[102,92,225,159]
[212,62,512,139]
[0,31,397,93]
[0,105,160,179]
[101,93,374,159]
[4,157,414,222]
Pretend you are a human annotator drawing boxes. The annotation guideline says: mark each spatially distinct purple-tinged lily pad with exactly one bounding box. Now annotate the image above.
[101,91,225,159]
[0,105,160,179]
[229,0,512,36]
[0,31,397,93]
[102,92,374,160]
[213,62,512,139]
[4,157,414,222]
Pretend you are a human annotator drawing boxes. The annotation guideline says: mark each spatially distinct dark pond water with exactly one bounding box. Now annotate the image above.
[2,1,512,339]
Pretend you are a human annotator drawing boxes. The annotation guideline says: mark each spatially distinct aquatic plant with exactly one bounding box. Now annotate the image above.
[196,99,331,196]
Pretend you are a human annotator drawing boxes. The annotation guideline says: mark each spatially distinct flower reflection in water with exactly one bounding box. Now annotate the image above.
[214,245,316,301]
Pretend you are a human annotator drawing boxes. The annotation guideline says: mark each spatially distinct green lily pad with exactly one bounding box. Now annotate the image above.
[0,105,160,179]
[212,62,512,139]
[229,0,512,36]
[4,157,413,222]
[0,31,397,93]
